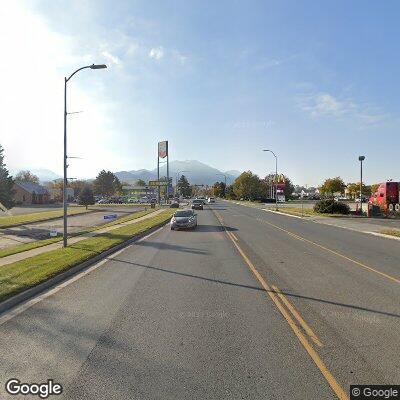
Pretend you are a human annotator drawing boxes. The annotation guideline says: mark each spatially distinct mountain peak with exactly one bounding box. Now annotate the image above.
[115,160,241,185]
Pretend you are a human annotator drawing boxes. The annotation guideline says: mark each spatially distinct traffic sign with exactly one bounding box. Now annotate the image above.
[104,214,117,220]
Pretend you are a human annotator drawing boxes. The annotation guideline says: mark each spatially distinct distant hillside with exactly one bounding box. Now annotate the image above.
[115,160,241,186]
[10,168,62,183]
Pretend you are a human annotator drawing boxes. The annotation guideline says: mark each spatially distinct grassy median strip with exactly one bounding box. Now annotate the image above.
[0,208,158,258]
[379,229,400,238]
[0,207,92,228]
[0,209,174,302]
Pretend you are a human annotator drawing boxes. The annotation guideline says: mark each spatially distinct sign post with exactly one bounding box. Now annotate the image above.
[157,141,169,204]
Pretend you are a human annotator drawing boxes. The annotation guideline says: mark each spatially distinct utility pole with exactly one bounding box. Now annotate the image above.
[263,149,278,211]
[359,155,365,214]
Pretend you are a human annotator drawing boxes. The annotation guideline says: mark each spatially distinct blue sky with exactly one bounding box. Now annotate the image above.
[2,0,399,186]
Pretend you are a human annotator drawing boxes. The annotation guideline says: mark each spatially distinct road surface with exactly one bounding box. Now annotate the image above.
[0,200,398,399]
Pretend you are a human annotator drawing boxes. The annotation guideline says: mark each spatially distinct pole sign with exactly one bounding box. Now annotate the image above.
[149,180,168,187]
[158,141,168,159]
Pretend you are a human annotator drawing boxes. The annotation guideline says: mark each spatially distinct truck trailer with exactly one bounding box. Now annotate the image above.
[368,181,400,216]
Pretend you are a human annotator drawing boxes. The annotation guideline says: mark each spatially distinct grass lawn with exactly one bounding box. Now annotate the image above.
[0,208,158,258]
[0,209,174,302]
[270,207,321,217]
[0,207,92,228]
[379,229,400,238]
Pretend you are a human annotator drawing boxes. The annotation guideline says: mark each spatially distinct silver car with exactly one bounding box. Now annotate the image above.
[170,209,197,230]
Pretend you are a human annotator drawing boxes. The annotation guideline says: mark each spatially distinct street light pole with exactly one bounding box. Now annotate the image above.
[63,64,107,248]
[263,149,278,211]
[359,155,365,214]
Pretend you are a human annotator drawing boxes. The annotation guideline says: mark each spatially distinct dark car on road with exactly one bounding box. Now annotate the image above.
[170,209,198,230]
[191,199,204,210]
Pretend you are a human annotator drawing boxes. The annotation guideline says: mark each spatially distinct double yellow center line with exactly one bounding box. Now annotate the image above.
[214,211,348,400]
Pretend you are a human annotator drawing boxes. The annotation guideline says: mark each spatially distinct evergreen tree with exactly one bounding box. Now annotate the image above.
[0,144,15,209]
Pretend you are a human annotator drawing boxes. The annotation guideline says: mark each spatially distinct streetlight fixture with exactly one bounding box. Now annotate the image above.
[263,149,278,211]
[63,64,107,248]
[358,155,365,214]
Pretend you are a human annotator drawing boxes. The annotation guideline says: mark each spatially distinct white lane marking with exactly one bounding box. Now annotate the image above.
[0,226,165,326]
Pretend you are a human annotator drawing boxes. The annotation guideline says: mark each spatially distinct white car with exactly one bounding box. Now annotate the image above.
[208,197,215,203]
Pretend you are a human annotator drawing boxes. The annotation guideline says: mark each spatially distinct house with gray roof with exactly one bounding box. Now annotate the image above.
[13,182,50,205]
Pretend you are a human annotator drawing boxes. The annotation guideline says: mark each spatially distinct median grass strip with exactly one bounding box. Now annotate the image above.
[0,207,92,228]
[0,208,158,258]
[0,209,174,302]
[379,229,400,238]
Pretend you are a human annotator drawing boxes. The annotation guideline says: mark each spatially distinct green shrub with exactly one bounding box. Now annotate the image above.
[313,199,350,215]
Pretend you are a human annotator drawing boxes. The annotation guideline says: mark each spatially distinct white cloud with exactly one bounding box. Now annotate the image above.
[101,50,121,65]
[298,92,386,127]
[148,47,164,60]
[172,50,188,65]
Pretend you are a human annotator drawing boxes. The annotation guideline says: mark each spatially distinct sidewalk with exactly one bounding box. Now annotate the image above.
[0,209,164,267]
[309,214,400,235]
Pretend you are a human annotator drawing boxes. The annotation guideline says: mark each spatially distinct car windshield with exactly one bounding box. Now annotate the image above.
[175,210,193,217]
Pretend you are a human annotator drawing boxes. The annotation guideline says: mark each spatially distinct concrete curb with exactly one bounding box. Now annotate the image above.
[0,219,170,315]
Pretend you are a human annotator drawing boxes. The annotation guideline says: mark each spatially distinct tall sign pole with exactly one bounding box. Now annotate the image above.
[166,141,169,204]
[157,156,160,204]
[158,140,168,204]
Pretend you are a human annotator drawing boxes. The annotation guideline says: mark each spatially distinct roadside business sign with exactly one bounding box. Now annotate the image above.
[158,141,168,159]
[104,214,117,220]
[149,180,168,187]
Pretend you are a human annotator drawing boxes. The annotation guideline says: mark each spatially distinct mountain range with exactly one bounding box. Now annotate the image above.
[114,160,241,186]
[13,161,241,186]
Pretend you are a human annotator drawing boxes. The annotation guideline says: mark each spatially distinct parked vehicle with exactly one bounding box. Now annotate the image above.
[191,199,204,210]
[368,182,400,215]
[170,209,197,230]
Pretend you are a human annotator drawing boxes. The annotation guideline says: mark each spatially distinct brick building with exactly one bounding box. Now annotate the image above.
[13,182,50,205]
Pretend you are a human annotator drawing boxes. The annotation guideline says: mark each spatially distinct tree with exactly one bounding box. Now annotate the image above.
[69,180,91,198]
[177,175,192,197]
[78,185,95,209]
[319,177,346,198]
[15,170,39,184]
[212,181,226,197]
[263,173,294,200]
[0,144,15,209]
[225,185,236,199]
[233,171,261,200]
[346,182,369,199]
[136,179,146,186]
[346,183,359,199]
[93,170,122,196]
[370,183,380,195]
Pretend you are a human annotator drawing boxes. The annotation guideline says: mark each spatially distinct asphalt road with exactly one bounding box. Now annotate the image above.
[0,200,399,399]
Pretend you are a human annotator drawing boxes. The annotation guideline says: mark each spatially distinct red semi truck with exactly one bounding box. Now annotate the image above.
[368,181,400,215]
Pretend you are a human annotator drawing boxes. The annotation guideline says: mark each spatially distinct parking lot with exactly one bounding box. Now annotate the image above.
[0,205,146,249]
